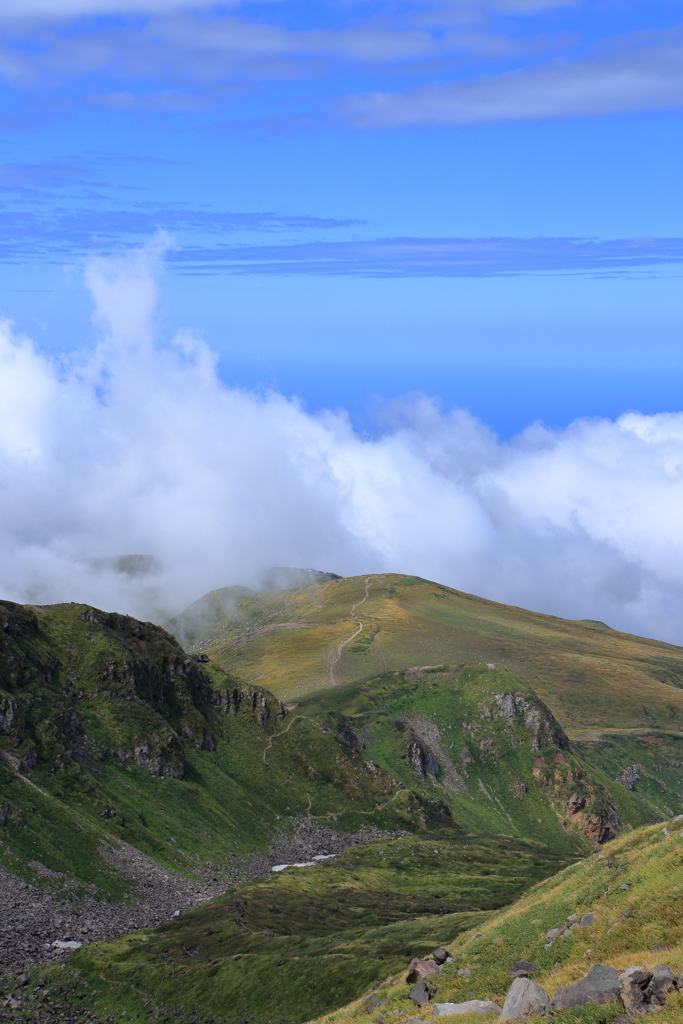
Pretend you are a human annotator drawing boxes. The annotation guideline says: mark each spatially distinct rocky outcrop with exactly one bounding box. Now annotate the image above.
[133,733,185,778]
[463,689,569,760]
[213,686,287,725]
[616,764,642,789]
[404,739,440,779]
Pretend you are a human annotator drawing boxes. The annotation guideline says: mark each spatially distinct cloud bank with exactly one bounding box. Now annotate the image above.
[3,241,683,643]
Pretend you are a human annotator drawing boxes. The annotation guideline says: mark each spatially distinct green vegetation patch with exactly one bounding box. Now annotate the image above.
[39,831,571,1023]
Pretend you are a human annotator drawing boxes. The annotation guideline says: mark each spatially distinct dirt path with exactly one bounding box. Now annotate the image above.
[262,714,303,765]
[326,578,372,686]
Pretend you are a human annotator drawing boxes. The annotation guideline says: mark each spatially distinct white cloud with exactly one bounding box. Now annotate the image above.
[3,239,683,643]
[342,27,683,127]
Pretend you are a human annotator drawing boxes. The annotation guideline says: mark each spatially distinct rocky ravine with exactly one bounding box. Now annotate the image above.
[0,818,398,1020]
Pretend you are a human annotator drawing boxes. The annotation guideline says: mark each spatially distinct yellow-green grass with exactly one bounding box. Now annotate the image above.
[168,574,683,734]
[321,819,683,1024]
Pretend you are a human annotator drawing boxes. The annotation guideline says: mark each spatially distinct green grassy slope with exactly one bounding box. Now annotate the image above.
[0,601,444,892]
[167,574,683,735]
[324,818,683,1024]
[295,663,668,852]
[29,832,572,1023]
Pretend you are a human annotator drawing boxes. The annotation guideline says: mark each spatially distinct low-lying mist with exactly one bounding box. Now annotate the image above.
[2,240,683,643]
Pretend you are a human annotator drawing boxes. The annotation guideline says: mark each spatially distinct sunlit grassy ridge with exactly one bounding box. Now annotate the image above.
[168,574,683,734]
[39,831,572,1023]
[322,819,683,1024]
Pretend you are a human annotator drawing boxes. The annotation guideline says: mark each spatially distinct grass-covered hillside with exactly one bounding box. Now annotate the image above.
[22,831,573,1023]
[0,600,443,893]
[295,663,670,852]
[166,573,683,735]
[323,818,683,1024]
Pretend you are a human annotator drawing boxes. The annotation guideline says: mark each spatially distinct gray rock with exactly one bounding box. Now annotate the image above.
[509,962,538,978]
[433,947,451,965]
[618,966,651,983]
[410,983,430,1007]
[499,978,550,1020]
[367,998,386,1010]
[433,1001,502,1016]
[545,927,563,940]
[646,966,677,1004]
[553,965,620,1010]
[618,970,651,1012]
[580,912,595,927]
[407,958,439,983]
[457,966,472,978]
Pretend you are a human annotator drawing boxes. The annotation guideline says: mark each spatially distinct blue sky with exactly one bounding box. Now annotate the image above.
[0,0,681,435]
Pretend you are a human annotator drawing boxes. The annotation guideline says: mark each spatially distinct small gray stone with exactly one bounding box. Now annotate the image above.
[580,913,595,927]
[618,966,651,983]
[646,966,677,1005]
[457,966,472,978]
[410,982,430,1007]
[433,947,451,965]
[433,1001,501,1016]
[499,978,550,1021]
[509,962,538,978]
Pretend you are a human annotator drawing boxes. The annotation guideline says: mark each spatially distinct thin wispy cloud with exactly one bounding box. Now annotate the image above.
[0,0,677,131]
[0,206,680,276]
[342,27,683,127]
[167,236,683,278]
